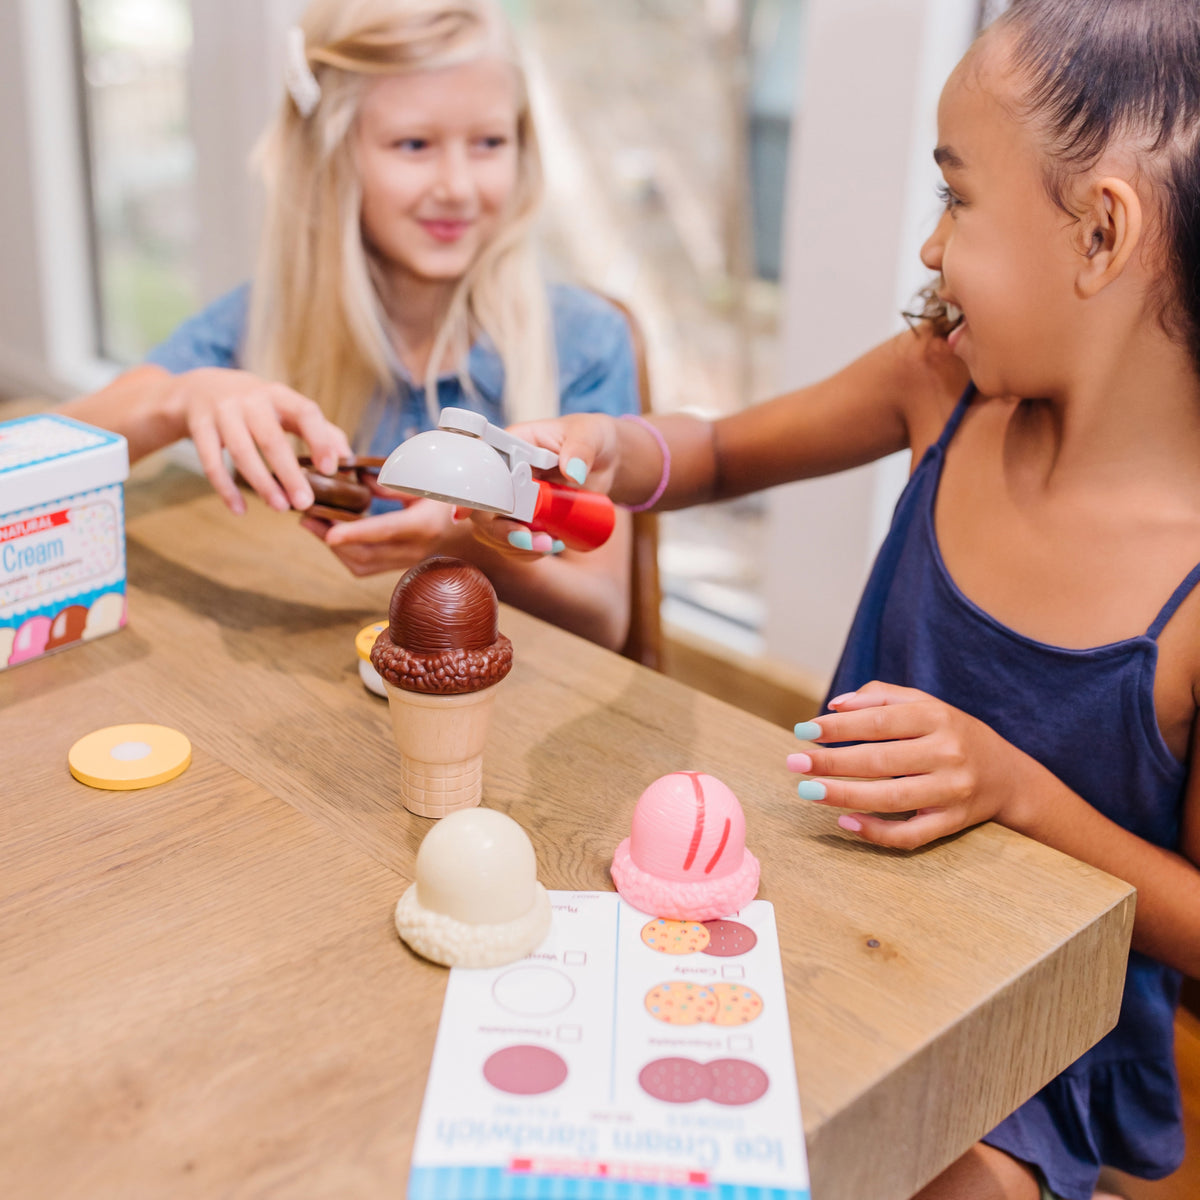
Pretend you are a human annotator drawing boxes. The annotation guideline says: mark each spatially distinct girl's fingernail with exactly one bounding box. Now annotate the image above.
[294,488,315,511]
[794,720,822,740]
[838,815,863,833]
[797,780,826,801]
[565,457,588,486]
[550,539,565,554]
[786,752,812,773]
[508,529,534,551]
[829,692,857,706]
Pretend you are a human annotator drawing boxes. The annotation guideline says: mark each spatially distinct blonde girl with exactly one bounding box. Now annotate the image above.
[64,0,637,650]
[503,1,1200,1195]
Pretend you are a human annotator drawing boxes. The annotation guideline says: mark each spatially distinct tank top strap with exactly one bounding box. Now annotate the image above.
[1147,560,1200,639]
[932,383,977,453]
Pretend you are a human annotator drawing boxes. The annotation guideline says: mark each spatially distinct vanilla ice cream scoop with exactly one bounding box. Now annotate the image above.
[395,808,552,967]
[611,772,760,921]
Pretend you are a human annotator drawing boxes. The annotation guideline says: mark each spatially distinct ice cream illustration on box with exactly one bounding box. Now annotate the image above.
[611,771,761,921]
[1,413,129,670]
[370,556,512,817]
[394,807,552,968]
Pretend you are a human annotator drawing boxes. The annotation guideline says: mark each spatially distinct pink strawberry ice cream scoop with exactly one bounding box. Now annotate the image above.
[611,772,760,921]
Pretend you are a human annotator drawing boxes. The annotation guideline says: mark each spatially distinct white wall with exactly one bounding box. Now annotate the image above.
[764,0,977,684]
[0,0,99,398]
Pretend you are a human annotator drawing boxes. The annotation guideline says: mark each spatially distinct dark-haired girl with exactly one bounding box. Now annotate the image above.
[504,1,1200,1195]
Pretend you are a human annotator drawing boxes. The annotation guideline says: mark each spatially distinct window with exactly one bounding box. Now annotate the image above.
[520,0,808,652]
[75,0,199,364]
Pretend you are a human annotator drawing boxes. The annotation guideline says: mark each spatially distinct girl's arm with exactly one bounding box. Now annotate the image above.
[315,502,633,650]
[58,364,351,515]
[1003,743,1200,976]
[793,686,1200,977]
[514,326,968,509]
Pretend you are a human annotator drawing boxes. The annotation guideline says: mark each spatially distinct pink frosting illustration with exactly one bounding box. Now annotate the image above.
[8,615,52,665]
[610,771,760,922]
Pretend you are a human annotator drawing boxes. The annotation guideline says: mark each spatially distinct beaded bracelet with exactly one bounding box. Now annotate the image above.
[619,413,671,513]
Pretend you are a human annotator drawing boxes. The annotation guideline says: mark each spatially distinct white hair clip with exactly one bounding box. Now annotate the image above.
[285,26,321,118]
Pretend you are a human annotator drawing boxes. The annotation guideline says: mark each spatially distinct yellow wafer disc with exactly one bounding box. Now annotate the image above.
[355,620,387,662]
[68,724,192,790]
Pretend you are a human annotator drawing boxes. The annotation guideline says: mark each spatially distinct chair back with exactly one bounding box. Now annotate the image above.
[601,295,664,671]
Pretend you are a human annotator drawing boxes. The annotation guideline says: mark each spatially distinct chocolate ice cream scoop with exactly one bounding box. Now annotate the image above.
[371,556,512,695]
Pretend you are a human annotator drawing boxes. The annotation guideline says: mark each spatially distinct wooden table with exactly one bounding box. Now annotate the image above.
[0,459,1134,1200]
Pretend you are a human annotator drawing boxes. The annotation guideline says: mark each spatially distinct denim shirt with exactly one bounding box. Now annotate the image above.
[145,281,640,466]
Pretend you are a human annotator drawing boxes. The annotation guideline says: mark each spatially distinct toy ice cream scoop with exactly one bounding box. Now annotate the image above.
[370,556,512,817]
[376,407,615,551]
[394,807,552,968]
[611,772,760,921]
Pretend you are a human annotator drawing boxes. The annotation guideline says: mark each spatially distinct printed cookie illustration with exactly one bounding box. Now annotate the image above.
[640,917,710,955]
[708,1058,770,1105]
[701,919,758,957]
[483,1045,568,1096]
[638,1057,713,1104]
[644,981,719,1025]
[709,983,763,1026]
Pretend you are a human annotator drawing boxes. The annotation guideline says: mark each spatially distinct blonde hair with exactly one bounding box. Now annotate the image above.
[245,0,556,439]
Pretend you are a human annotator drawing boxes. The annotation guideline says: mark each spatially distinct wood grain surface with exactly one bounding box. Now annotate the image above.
[0,458,1135,1200]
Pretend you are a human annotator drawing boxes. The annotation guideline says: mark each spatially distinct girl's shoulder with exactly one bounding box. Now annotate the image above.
[144,283,251,374]
[548,285,634,375]
[888,323,973,457]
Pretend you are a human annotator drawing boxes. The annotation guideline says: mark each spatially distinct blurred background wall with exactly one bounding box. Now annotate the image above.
[0,0,988,693]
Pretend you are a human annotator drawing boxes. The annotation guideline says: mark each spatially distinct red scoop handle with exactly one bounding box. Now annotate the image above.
[529,481,615,551]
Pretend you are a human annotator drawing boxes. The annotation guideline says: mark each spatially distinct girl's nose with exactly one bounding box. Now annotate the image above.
[434,146,472,201]
[920,213,948,271]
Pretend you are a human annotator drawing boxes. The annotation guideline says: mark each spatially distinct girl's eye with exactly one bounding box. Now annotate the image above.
[936,182,963,211]
[476,135,510,151]
[393,138,428,152]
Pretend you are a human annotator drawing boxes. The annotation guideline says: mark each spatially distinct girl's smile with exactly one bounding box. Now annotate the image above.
[419,218,473,243]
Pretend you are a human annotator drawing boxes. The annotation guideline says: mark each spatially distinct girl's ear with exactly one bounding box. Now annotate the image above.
[1075,177,1143,299]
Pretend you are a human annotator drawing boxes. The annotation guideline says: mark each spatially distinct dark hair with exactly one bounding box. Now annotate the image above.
[995,0,1200,371]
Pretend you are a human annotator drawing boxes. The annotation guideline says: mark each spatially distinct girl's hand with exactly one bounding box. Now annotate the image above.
[787,682,1023,849]
[169,367,352,515]
[506,412,624,496]
[306,497,458,576]
[461,509,563,558]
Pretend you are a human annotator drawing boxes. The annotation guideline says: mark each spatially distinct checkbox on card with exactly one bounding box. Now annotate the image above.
[728,1034,753,1052]
[722,964,745,979]
[563,950,587,966]
[557,1024,583,1043]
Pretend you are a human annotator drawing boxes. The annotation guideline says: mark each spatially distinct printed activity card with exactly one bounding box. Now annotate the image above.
[409,891,811,1199]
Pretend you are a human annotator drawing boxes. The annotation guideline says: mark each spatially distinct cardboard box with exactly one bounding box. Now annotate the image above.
[0,413,130,670]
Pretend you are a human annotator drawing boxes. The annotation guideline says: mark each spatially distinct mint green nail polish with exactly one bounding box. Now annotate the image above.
[798,780,826,801]
[550,539,565,554]
[794,720,822,740]
[565,457,587,486]
[508,529,533,551]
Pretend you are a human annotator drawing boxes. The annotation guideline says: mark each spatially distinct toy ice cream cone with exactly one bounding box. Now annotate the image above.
[371,556,513,818]
[381,681,504,817]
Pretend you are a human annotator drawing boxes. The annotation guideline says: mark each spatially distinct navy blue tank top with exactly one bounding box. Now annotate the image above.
[826,388,1192,1200]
